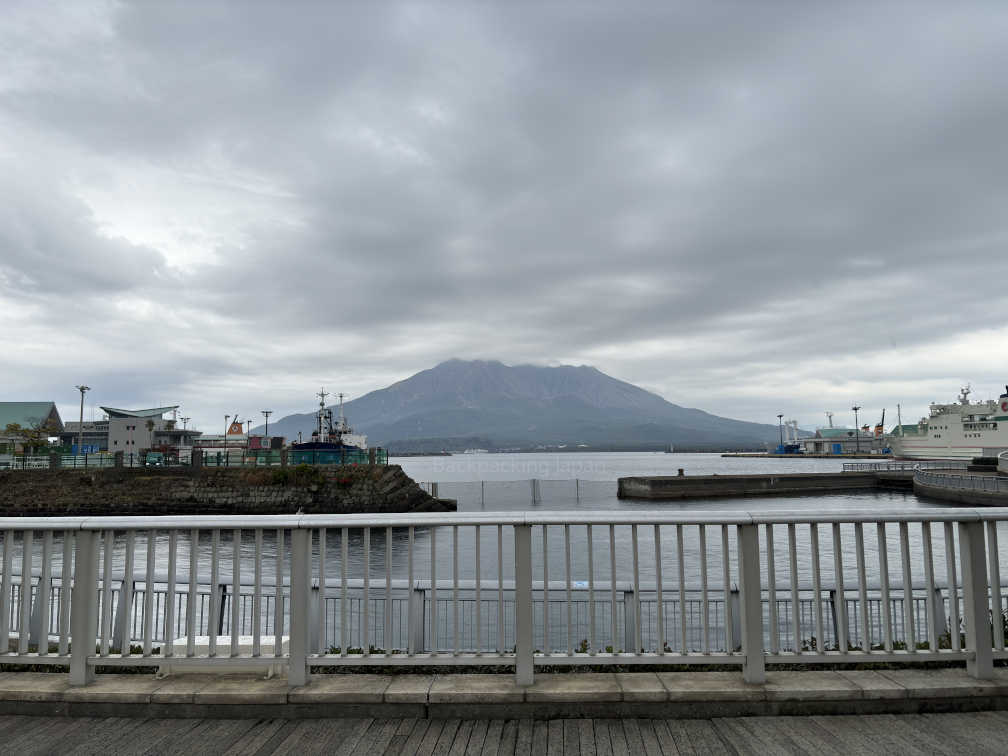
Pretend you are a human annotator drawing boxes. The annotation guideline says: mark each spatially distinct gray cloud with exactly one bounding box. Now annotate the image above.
[2,1,1008,432]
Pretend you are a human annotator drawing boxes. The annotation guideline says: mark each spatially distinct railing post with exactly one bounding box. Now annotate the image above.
[514,524,534,686]
[959,520,993,679]
[737,523,765,683]
[289,528,311,687]
[70,531,99,686]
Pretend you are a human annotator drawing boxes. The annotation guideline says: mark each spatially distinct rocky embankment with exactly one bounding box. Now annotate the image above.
[0,464,453,516]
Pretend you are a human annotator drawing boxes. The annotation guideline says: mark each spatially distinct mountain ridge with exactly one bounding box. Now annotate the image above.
[256,359,784,451]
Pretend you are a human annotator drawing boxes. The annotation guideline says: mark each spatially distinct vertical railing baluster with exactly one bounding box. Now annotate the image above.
[878,523,893,653]
[986,521,1004,651]
[230,529,241,657]
[430,525,437,655]
[766,523,778,655]
[363,527,370,656]
[407,526,415,655]
[317,527,326,655]
[497,525,503,656]
[38,531,52,656]
[274,528,284,659]
[675,524,685,655]
[340,527,348,656]
[810,524,824,653]
[19,530,33,654]
[452,525,459,655]
[165,531,177,658]
[587,524,595,655]
[144,530,157,656]
[722,524,734,653]
[186,529,198,657]
[565,524,573,655]
[899,522,915,653]
[209,530,220,657]
[854,523,869,652]
[514,524,534,686]
[100,530,114,656]
[542,525,548,656]
[788,523,800,654]
[922,521,938,651]
[944,522,960,652]
[289,528,310,687]
[633,525,642,654]
[700,524,709,654]
[0,529,13,653]
[832,523,847,654]
[609,525,617,655]
[58,531,74,656]
[385,526,392,655]
[475,525,482,654]
[118,530,135,654]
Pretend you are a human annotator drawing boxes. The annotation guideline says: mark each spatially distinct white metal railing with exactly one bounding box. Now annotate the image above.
[843,460,969,472]
[916,470,1008,494]
[1,508,1007,687]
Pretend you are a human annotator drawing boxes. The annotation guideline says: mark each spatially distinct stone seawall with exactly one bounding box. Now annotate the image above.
[0,464,452,516]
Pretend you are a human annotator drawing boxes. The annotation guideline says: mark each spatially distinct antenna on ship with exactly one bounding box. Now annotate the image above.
[825,411,834,428]
[338,392,345,423]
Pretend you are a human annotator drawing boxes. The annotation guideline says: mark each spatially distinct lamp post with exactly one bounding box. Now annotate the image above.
[75,385,90,455]
[777,414,784,450]
[181,416,190,430]
[224,415,230,460]
[851,406,862,453]
[262,410,272,438]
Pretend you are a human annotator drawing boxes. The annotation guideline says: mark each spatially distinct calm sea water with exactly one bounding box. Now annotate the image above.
[10,452,998,591]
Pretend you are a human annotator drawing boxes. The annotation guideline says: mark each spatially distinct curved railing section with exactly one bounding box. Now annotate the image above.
[915,470,1008,494]
[1,508,1007,687]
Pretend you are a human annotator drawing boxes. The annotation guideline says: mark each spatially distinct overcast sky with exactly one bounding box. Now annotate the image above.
[3,1,1008,434]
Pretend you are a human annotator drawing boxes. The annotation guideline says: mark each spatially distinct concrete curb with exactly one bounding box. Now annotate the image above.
[0,669,1004,719]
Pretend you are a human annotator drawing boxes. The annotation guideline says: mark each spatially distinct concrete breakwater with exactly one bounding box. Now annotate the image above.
[0,464,453,516]
[617,471,913,500]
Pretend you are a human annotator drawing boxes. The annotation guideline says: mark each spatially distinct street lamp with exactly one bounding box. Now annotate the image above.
[75,385,90,455]
[181,416,190,430]
[851,406,862,453]
[262,410,272,438]
[777,413,784,449]
[224,415,230,456]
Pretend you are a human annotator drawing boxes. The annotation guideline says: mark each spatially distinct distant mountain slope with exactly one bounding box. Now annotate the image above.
[257,359,785,451]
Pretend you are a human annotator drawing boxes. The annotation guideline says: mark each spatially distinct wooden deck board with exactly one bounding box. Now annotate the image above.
[0,712,1004,754]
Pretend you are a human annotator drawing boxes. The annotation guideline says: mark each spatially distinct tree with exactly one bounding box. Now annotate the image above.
[3,419,59,454]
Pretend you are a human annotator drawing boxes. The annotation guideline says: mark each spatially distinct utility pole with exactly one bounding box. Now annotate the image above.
[75,385,90,455]
[777,414,784,448]
[851,406,862,453]
[262,410,272,438]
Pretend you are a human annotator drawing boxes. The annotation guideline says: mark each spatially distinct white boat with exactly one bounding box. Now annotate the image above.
[888,385,1008,459]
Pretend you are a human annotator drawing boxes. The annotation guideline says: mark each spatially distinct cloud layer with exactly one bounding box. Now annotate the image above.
[3,2,1008,433]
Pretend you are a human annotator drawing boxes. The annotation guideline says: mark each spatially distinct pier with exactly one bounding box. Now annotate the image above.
[617,460,967,500]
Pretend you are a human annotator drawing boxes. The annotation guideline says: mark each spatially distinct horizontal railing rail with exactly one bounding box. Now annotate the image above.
[1,507,1007,686]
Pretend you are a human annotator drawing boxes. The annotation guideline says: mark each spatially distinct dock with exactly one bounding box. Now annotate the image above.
[618,471,913,500]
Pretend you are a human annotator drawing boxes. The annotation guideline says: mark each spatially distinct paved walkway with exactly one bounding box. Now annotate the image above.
[1,711,1007,754]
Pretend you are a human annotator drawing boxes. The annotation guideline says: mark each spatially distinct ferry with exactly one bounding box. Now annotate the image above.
[290,389,367,464]
[888,385,1008,460]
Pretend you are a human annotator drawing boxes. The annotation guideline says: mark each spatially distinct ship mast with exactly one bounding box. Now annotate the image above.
[317,387,329,442]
